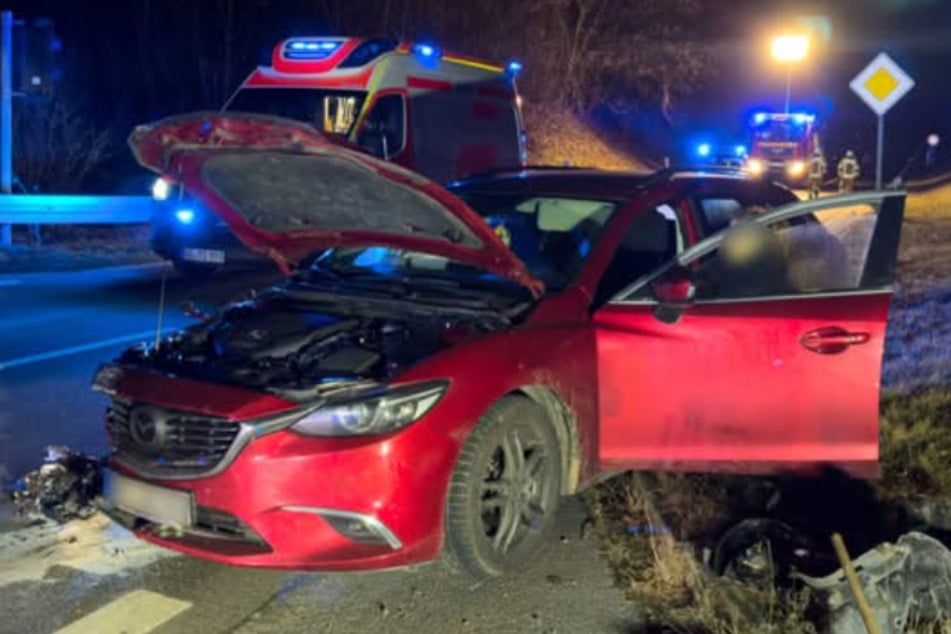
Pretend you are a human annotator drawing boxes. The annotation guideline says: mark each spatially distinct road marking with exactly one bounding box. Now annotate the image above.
[0,329,174,371]
[53,589,191,634]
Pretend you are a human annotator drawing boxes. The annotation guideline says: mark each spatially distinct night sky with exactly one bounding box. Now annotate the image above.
[9,0,951,185]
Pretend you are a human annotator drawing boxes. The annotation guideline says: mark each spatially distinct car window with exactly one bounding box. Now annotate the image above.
[313,193,620,293]
[697,198,744,233]
[691,185,797,237]
[357,94,405,158]
[595,203,682,305]
[691,202,879,300]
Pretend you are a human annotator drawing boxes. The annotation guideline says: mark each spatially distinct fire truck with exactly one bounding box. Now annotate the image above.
[150,36,527,274]
[744,111,818,183]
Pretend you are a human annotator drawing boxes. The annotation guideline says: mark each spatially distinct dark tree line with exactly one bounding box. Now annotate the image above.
[12,0,715,190]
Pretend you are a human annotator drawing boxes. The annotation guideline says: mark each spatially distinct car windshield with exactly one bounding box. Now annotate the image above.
[225,87,366,136]
[309,192,620,293]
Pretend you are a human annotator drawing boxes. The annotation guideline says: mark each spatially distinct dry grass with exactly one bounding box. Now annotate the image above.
[588,387,951,634]
[878,389,951,501]
[906,182,951,220]
[522,103,652,172]
[587,473,818,634]
[0,225,159,273]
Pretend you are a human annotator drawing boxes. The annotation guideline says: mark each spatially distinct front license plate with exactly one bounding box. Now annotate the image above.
[103,470,194,527]
[182,248,225,264]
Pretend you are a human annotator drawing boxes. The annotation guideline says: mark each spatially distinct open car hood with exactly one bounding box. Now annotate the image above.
[129,112,543,295]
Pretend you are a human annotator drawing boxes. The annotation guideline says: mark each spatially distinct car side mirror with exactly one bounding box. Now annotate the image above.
[651,267,695,305]
[651,267,695,324]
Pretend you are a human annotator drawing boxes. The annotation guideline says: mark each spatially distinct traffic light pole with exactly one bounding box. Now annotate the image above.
[1,10,12,245]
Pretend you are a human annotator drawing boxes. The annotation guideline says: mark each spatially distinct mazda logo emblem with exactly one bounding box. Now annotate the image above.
[128,407,167,450]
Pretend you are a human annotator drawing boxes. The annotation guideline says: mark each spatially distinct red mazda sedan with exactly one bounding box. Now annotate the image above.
[95,113,905,578]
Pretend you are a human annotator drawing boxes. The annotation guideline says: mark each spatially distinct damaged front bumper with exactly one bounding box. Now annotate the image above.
[98,416,460,571]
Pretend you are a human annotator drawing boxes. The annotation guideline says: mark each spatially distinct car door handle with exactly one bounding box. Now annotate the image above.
[800,327,871,355]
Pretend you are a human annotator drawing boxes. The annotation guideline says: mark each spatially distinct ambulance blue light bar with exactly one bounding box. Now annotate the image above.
[284,39,345,60]
[412,43,442,59]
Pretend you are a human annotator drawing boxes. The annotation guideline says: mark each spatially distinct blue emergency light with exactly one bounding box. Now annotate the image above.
[735,145,747,157]
[507,60,523,76]
[175,209,196,225]
[753,112,768,125]
[413,43,442,59]
[284,39,344,60]
[697,143,711,157]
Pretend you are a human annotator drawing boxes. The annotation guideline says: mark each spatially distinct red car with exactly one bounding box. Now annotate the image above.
[95,113,906,578]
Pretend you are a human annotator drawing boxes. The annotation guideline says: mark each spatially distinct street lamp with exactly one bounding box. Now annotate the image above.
[771,34,809,114]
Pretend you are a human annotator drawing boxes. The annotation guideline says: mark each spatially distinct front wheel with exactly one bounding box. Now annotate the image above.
[444,396,563,579]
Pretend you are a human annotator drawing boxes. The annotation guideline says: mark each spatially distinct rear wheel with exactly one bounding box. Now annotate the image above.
[444,396,562,579]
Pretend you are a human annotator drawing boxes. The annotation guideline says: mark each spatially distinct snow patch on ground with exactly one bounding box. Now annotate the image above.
[0,513,174,587]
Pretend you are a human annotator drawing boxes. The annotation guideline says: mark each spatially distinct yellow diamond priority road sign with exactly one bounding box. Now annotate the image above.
[850,52,915,116]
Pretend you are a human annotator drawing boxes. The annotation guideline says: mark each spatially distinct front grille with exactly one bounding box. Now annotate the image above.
[194,506,266,544]
[106,400,245,478]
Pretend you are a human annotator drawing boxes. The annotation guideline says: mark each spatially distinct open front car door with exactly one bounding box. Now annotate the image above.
[594,191,906,478]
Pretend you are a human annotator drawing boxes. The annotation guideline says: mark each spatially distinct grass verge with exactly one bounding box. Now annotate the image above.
[589,388,951,633]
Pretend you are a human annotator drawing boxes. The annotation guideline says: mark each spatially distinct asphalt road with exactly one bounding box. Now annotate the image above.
[0,262,283,480]
[0,263,633,634]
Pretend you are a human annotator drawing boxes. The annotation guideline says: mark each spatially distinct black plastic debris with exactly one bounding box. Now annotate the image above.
[10,446,104,523]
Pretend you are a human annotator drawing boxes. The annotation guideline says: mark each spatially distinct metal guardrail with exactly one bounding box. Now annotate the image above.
[0,194,155,224]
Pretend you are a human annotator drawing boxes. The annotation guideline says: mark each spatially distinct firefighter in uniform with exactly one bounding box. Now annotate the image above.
[837,150,860,193]
[806,149,826,199]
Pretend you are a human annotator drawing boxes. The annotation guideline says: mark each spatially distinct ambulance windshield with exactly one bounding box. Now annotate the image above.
[225,87,366,136]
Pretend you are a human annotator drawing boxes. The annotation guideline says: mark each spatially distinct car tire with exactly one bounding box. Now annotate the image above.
[444,395,562,579]
[172,259,219,278]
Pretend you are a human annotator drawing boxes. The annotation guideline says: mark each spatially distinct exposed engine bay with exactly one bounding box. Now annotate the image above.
[117,283,522,399]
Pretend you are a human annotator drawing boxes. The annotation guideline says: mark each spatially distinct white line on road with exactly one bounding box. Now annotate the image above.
[0,329,173,371]
[53,589,192,634]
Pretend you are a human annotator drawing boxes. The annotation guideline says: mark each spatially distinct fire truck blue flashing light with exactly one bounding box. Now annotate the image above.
[753,112,768,125]
[175,209,196,225]
[697,143,711,157]
[735,145,747,157]
[507,60,523,76]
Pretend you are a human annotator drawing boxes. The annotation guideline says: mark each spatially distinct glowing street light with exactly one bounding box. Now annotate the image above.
[771,34,809,114]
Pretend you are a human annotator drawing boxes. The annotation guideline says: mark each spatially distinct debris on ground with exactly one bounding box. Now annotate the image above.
[797,532,951,634]
[10,446,104,523]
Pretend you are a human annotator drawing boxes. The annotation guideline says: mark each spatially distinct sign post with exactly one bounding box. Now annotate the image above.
[849,52,915,190]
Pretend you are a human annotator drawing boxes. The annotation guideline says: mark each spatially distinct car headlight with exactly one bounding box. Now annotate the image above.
[291,381,448,437]
[92,363,124,395]
[152,177,171,201]
[746,158,765,176]
[787,160,805,176]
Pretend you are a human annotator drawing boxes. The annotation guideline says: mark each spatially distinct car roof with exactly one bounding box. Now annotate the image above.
[446,166,780,200]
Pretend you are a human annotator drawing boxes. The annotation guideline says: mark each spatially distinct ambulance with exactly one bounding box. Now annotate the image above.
[150,36,527,274]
